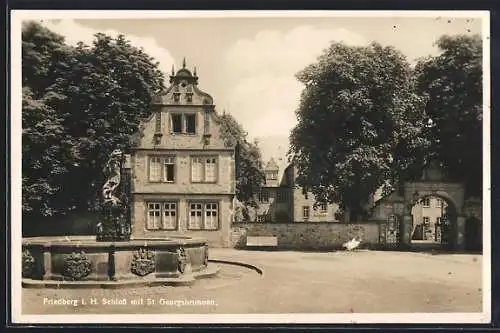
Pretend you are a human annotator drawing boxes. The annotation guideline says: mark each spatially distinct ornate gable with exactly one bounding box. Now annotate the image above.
[131,59,233,151]
[152,58,214,106]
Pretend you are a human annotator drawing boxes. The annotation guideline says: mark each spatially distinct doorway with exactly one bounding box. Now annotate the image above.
[410,195,455,250]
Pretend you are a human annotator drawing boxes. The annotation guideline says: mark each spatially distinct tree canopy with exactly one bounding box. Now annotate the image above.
[289,35,483,220]
[216,113,266,206]
[414,34,482,198]
[289,42,429,221]
[22,21,165,219]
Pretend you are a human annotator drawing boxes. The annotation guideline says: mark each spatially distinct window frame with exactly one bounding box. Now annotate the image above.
[187,201,220,231]
[258,190,270,203]
[422,198,431,208]
[423,216,430,225]
[170,113,197,135]
[302,206,310,220]
[148,155,177,183]
[190,156,218,183]
[163,156,176,183]
[185,113,197,135]
[145,201,179,231]
[148,156,162,182]
[320,203,328,213]
[171,113,183,134]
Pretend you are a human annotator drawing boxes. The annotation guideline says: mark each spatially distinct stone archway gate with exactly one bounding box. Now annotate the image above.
[401,181,466,251]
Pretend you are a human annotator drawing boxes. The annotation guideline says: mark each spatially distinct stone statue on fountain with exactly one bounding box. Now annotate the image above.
[96,149,132,241]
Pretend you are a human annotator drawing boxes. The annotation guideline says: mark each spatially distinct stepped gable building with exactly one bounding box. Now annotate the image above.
[129,59,236,247]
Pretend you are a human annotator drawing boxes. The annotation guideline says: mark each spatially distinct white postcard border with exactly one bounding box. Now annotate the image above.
[10,9,492,325]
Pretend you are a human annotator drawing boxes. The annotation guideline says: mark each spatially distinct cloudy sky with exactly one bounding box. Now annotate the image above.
[38,14,482,173]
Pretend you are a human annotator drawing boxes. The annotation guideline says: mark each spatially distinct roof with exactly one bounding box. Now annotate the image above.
[265,158,279,171]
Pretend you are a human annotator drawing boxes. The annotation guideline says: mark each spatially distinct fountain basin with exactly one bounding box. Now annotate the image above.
[22,236,218,288]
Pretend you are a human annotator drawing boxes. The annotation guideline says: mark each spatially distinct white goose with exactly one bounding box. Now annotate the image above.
[343,237,361,251]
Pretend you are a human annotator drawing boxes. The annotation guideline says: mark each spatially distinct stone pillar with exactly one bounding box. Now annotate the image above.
[456,215,466,251]
[42,250,52,280]
[401,215,413,249]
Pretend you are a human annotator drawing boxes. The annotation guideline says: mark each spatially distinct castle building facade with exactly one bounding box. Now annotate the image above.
[255,160,340,223]
[129,61,236,247]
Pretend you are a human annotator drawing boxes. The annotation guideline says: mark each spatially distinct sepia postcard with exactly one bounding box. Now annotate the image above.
[11,10,491,325]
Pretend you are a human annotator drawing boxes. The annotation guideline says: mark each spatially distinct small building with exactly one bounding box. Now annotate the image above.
[254,160,340,222]
[129,60,236,247]
[255,158,292,222]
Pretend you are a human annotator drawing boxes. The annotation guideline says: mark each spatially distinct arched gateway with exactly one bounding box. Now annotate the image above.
[371,161,482,251]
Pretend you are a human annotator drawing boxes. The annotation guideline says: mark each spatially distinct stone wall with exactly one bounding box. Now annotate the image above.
[230,222,381,250]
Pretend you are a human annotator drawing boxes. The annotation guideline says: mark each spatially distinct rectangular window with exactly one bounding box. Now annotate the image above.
[191,157,203,182]
[147,203,161,229]
[205,158,216,182]
[422,198,430,207]
[147,202,177,230]
[266,171,278,180]
[435,199,442,208]
[185,114,196,134]
[191,156,217,183]
[149,156,176,183]
[188,203,203,229]
[258,190,269,203]
[423,217,430,225]
[162,202,177,229]
[149,157,162,182]
[320,203,328,213]
[164,156,175,182]
[204,203,218,230]
[171,114,183,134]
[188,202,218,230]
[256,215,265,223]
[303,206,310,219]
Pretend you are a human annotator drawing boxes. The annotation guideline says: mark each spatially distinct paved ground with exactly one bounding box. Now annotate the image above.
[22,249,483,314]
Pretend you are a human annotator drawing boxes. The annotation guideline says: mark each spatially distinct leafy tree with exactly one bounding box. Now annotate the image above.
[22,87,74,217]
[48,33,165,211]
[22,21,74,97]
[22,22,78,219]
[415,34,482,197]
[22,22,165,219]
[215,113,266,207]
[289,42,429,222]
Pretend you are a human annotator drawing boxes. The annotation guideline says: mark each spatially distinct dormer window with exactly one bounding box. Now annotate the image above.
[186,93,193,103]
